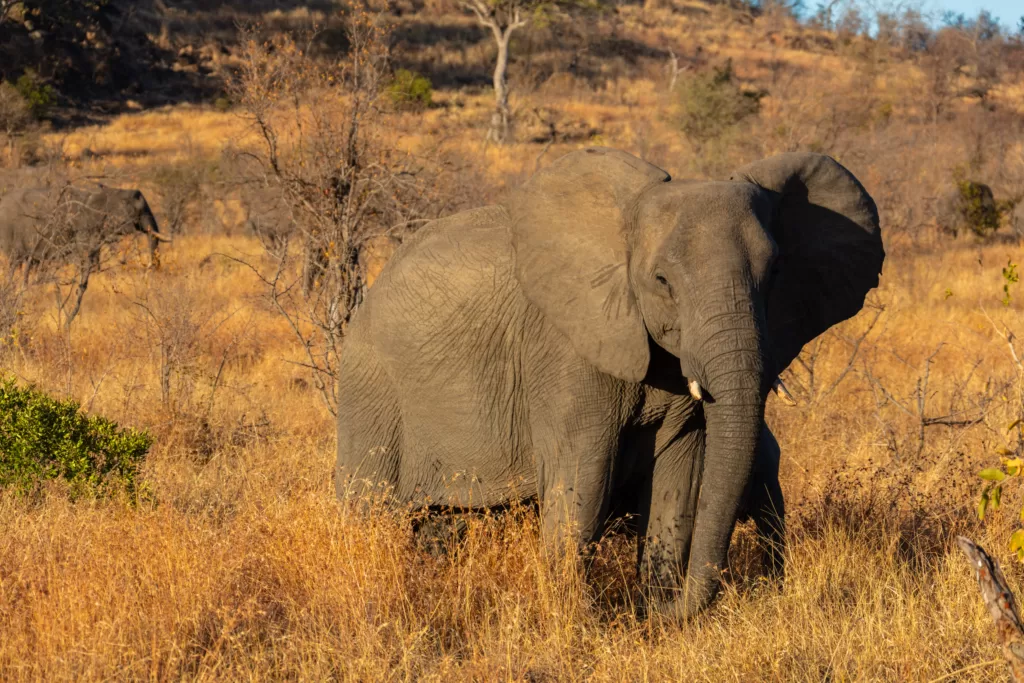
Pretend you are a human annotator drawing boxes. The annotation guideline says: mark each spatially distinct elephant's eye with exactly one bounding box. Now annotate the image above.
[655,273,673,297]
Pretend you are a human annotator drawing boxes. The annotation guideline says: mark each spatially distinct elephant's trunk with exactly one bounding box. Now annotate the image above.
[138,206,165,267]
[681,289,765,615]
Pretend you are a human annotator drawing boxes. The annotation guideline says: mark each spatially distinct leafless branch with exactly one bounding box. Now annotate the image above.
[862,342,996,459]
[784,300,885,405]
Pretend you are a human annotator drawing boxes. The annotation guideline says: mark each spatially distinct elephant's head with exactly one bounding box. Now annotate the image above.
[113,188,168,267]
[507,147,882,615]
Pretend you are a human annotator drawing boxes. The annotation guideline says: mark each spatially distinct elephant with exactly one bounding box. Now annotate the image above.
[335,147,883,618]
[0,184,168,279]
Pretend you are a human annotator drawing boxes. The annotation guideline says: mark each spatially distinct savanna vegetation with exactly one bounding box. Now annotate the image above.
[2,0,1024,679]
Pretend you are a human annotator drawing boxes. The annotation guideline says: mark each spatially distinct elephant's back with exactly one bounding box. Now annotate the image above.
[0,187,52,253]
[356,205,516,345]
[373,205,512,282]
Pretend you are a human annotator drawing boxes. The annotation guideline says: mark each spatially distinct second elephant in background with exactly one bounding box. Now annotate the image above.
[0,184,168,279]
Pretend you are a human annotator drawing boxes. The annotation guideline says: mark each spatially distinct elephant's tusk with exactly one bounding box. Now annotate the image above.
[148,231,172,243]
[772,378,797,406]
[688,379,703,401]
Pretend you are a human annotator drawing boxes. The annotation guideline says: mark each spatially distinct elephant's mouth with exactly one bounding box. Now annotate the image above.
[683,376,796,407]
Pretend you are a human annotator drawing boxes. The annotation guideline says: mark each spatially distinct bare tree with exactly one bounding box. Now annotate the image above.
[225,7,435,413]
[463,0,529,143]
[462,0,587,143]
[127,276,249,414]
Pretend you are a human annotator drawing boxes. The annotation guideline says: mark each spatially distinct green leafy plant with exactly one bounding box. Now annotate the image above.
[14,70,55,119]
[1003,260,1019,306]
[0,376,152,499]
[387,69,433,110]
[977,453,1024,560]
[955,179,1005,238]
[676,59,763,145]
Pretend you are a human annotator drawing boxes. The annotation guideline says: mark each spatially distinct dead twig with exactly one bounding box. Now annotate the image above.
[957,536,1024,681]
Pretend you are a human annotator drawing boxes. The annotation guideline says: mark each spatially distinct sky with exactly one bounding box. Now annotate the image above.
[929,0,1021,28]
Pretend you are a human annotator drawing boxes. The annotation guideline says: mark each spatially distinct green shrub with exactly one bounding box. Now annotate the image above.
[387,69,433,111]
[676,59,763,145]
[955,179,1003,237]
[14,70,56,119]
[0,376,152,499]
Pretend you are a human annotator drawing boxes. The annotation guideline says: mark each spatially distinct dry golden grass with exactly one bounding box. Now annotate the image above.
[3,6,1024,679]
[0,464,1006,681]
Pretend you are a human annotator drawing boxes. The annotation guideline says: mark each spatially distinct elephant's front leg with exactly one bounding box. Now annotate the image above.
[637,423,704,610]
[533,409,621,554]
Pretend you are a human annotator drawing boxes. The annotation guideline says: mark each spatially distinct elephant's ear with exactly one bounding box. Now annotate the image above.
[507,147,670,382]
[729,153,884,377]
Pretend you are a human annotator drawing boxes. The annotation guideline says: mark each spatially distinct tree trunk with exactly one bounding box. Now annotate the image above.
[489,31,512,143]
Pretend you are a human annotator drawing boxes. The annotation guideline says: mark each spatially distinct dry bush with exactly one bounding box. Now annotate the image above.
[224,9,437,414]
[149,158,210,236]
[125,272,252,415]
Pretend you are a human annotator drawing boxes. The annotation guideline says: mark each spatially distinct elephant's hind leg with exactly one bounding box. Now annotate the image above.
[335,345,403,504]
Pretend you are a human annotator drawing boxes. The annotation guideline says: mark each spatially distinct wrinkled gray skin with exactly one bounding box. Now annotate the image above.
[336,148,883,618]
[0,185,166,277]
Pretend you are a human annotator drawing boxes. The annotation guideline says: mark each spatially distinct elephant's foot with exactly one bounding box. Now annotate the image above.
[642,577,722,622]
[639,550,722,621]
